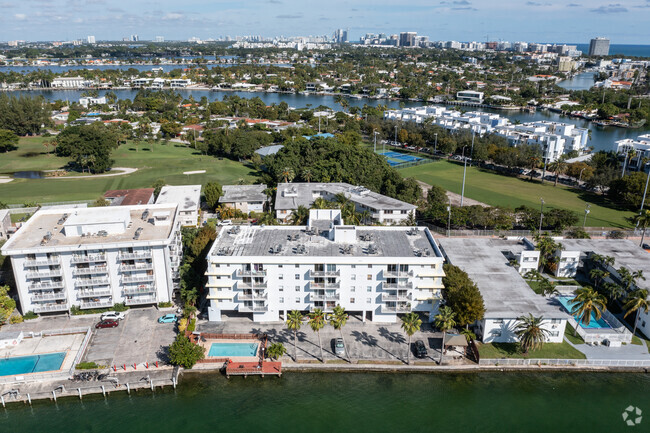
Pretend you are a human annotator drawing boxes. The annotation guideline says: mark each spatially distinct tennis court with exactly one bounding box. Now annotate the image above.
[380,151,426,166]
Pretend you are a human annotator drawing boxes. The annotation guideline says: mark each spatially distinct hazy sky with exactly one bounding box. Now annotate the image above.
[1,0,650,44]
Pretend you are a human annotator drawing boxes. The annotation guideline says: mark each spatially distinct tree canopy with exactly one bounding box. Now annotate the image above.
[442,264,485,327]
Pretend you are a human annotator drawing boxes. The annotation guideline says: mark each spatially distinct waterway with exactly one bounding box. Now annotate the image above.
[557,72,596,91]
[0,372,647,432]
[6,89,649,152]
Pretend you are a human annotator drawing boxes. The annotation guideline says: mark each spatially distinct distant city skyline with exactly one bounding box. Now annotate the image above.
[0,0,649,44]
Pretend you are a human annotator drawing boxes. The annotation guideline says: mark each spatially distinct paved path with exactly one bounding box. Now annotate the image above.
[0,176,12,184]
[49,167,137,179]
[416,180,489,207]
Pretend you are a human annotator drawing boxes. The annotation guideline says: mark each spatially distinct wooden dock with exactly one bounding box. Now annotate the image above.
[225,361,282,378]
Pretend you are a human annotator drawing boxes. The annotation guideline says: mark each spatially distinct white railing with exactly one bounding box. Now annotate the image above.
[479,358,650,367]
[77,288,112,298]
[24,258,61,267]
[125,296,157,305]
[381,293,412,302]
[122,275,154,284]
[123,286,156,295]
[28,281,64,290]
[33,303,68,313]
[383,270,414,278]
[74,278,110,287]
[26,269,62,279]
[119,263,153,272]
[118,251,152,260]
[69,327,93,375]
[31,292,66,302]
[383,282,413,290]
[71,254,106,264]
[73,266,108,276]
[80,300,113,309]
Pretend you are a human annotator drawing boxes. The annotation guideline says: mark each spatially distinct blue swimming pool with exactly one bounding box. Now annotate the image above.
[208,342,258,358]
[0,352,66,377]
[556,297,611,329]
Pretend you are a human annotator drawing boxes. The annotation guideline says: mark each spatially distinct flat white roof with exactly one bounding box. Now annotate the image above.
[156,185,201,212]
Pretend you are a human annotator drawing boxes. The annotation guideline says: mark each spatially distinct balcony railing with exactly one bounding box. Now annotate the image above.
[384,270,414,278]
[310,292,340,301]
[310,282,341,289]
[71,254,106,264]
[381,293,412,302]
[118,251,152,260]
[237,269,267,277]
[74,278,110,287]
[31,292,67,302]
[122,274,154,284]
[24,257,61,268]
[80,299,113,309]
[73,266,108,276]
[381,303,412,313]
[237,292,268,301]
[125,296,157,306]
[26,269,62,279]
[238,303,268,312]
[77,288,112,298]
[309,269,341,278]
[237,282,267,290]
[28,281,64,291]
[383,282,413,290]
[33,303,68,313]
[123,285,156,295]
[119,263,153,272]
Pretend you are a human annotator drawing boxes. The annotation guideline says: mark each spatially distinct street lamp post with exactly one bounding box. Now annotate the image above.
[541,146,549,184]
[461,146,468,207]
[434,133,438,154]
[583,204,591,227]
[373,130,378,153]
[539,198,545,232]
[447,197,452,237]
[394,125,398,146]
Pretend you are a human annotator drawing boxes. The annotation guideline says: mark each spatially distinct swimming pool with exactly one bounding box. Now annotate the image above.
[556,297,611,329]
[208,342,258,358]
[0,352,66,377]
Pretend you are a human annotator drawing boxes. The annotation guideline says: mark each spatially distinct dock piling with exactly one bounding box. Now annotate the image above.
[52,390,56,402]
[126,383,130,394]
[101,385,106,397]
[1,395,5,408]
[78,388,82,400]
[27,394,31,405]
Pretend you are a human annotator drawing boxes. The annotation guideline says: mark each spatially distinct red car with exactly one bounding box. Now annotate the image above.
[95,319,119,329]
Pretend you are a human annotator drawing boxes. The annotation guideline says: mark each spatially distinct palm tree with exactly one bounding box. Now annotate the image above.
[618,267,637,293]
[434,306,456,364]
[568,287,607,335]
[623,289,650,336]
[359,210,372,225]
[400,312,422,365]
[634,210,650,247]
[280,167,295,183]
[515,314,551,354]
[289,205,309,225]
[286,310,303,362]
[302,168,313,183]
[603,282,625,302]
[549,158,567,187]
[312,197,330,209]
[589,269,609,290]
[538,278,559,297]
[528,155,540,180]
[308,308,326,362]
[328,305,350,362]
[525,269,543,282]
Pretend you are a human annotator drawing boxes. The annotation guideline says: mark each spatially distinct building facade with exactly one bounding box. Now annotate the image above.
[219,184,268,214]
[155,185,201,227]
[589,37,610,56]
[1,205,182,314]
[206,210,445,323]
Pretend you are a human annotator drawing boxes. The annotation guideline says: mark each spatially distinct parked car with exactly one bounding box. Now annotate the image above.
[414,340,428,358]
[158,314,178,324]
[101,311,125,321]
[333,337,345,356]
[218,219,232,226]
[643,243,650,251]
[95,319,119,329]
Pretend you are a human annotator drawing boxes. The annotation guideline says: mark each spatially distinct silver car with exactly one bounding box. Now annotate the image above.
[333,338,345,356]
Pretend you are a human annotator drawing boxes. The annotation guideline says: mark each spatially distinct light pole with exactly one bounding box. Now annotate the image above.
[469,132,475,167]
[539,198,544,232]
[583,204,591,227]
[434,133,438,154]
[373,130,378,153]
[394,125,398,147]
[621,147,630,178]
[447,197,452,237]
[460,146,468,207]
[541,146,549,184]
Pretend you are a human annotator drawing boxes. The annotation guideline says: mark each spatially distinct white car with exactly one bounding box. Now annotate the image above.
[101,311,126,321]
[218,219,232,226]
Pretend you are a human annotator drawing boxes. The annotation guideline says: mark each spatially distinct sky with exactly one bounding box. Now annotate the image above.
[1,0,650,44]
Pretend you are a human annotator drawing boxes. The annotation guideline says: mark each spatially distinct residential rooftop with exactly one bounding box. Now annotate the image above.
[274,182,417,211]
[1,204,178,253]
[104,188,154,206]
[220,184,268,204]
[438,238,567,318]
[155,185,201,212]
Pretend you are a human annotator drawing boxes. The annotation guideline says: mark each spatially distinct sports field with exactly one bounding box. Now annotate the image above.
[0,137,258,204]
[400,160,634,228]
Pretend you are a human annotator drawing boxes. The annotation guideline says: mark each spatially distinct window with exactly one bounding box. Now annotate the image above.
[367,274,372,280]
[279,274,284,280]
[351,274,356,281]
[368,264,372,269]
[551,319,560,324]
[295,274,300,280]
[295,285,300,292]
[550,331,559,337]
[366,298,371,304]
[494,319,504,324]
[278,265,283,268]
[490,330,502,337]
[279,285,284,291]
[350,298,355,303]
[351,265,356,269]
[279,297,284,303]
[427,299,432,304]
[295,264,300,268]
[295,297,300,303]
[350,286,356,292]
[366,286,372,292]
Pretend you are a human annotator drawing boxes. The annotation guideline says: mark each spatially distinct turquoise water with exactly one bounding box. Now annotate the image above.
[557,297,610,329]
[0,372,647,432]
[208,342,258,357]
[0,352,66,377]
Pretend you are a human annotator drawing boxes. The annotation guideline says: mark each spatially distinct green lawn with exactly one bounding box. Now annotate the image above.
[564,324,585,345]
[400,160,634,228]
[0,138,258,204]
[477,341,586,359]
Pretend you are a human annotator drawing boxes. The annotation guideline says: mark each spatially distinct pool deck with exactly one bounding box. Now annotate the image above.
[0,333,85,378]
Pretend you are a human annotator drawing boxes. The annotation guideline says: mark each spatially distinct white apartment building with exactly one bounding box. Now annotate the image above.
[275,183,416,225]
[456,90,484,103]
[51,77,88,89]
[219,184,268,214]
[0,205,182,315]
[438,238,568,344]
[206,210,445,323]
[155,185,201,227]
[615,134,650,171]
[79,96,107,107]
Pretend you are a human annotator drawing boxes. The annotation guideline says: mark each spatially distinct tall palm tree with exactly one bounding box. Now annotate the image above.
[312,197,330,209]
[434,306,456,364]
[603,282,625,302]
[568,287,607,336]
[549,158,567,187]
[515,314,550,354]
[286,310,303,362]
[618,267,638,293]
[400,312,422,365]
[289,205,309,225]
[634,210,650,247]
[308,308,326,362]
[280,167,295,183]
[302,168,313,183]
[623,289,650,336]
[589,269,609,290]
[328,305,350,363]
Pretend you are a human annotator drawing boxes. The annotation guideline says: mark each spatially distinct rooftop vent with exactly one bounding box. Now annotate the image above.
[141,209,149,221]
[40,231,53,246]
[294,244,307,254]
[133,227,143,240]
[228,226,241,235]
[269,244,284,254]
[406,228,419,236]
[214,246,233,256]
[57,213,69,225]
[340,244,354,255]
[359,233,373,242]
[366,244,378,255]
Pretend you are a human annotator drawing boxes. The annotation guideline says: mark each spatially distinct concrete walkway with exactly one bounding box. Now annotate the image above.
[564,336,649,360]
[49,167,137,179]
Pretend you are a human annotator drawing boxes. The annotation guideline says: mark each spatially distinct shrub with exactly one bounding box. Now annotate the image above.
[168,334,205,368]
[23,311,38,320]
[178,317,188,333]
[10,315,23,324]
[76,361,101,370]
[187,318,196,333]
[158,302,173,308]
[266,343,287,360]
[113,303,129,312]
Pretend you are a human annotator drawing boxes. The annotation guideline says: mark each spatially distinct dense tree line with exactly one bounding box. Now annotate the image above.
[0,94,51,135]
[54,123,120,173]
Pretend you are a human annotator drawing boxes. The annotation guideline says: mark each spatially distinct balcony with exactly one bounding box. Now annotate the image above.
[416,268,445,278]
[26,269,62,279]
[33,303,68,313]
[125,296,158,306]
[31,292,67,302]
[77,288,112,298]
[310,282,341,289]
[384,270,414,278]
[73,266,108,276]
[237,282,267,290]
[80,299,113,309]
[123,285,156,295]
[122,274,154,284]
[309,269,341,278]
[238,303,268,312]
[381,292,412,302]
[381,303,412,313]
[383,282,413,290]
[237,292,268,301]
[118,251,152,260]
[28,281,64,291]
[237,269,267,277]
[74,278,110,287]
[119,263,153,272]
[310,292,340,302]
[71,254,106,264]
[24,257,60,268]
